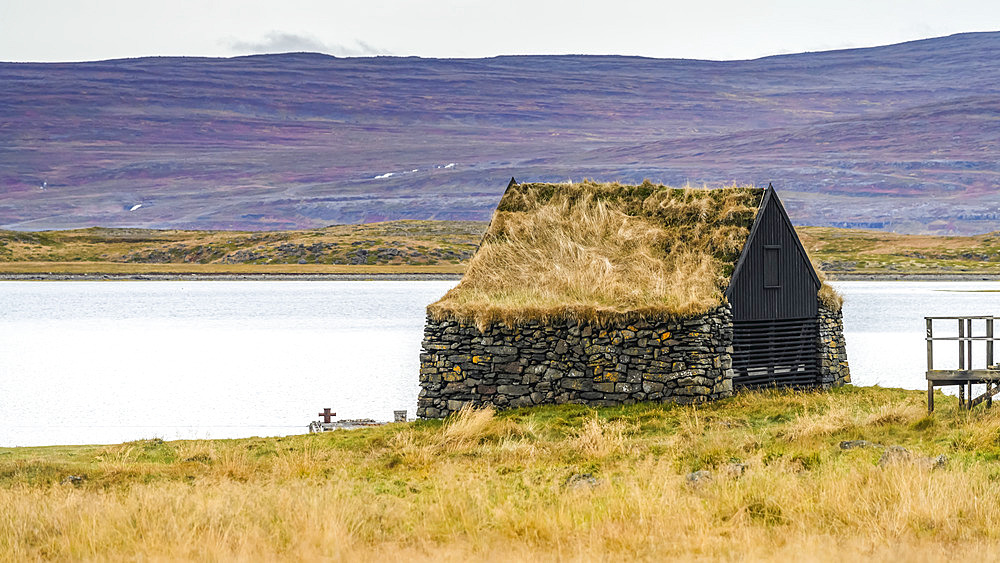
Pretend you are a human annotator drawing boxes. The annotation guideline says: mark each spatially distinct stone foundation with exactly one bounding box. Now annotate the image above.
[418,306,735,418]
[419,302,850,418]
[818,305,851,387]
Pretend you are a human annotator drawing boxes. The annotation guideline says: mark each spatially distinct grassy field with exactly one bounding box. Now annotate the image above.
[0,221,484,273]
[0,262,465,275]
[798,227,1000,275]
[4,386,1000,560]
[1,220,998,276]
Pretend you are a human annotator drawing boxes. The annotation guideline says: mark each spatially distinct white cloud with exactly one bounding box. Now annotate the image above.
[226,32,388,56]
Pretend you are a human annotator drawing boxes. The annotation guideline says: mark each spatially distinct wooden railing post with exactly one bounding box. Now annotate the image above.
[967,318,974,371]
[959,319,965,371]
[927,318,935,413]
[989,318,995,409]
[926,318,934,372]
[988,317,995,369]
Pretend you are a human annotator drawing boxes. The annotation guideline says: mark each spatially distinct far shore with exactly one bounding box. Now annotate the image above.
[0,261,465,280]
[0,272,465,281]
[824,273,1000,281]
[4,222,999,282]
[1,271,998,282]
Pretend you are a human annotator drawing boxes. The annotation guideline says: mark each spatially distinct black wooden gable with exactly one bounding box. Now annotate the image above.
[725,185,821,321]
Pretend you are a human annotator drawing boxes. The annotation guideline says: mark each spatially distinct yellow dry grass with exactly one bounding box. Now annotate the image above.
[429,181,763,328]
[2,387,1000,561]
[815,267,845,310]
[0,261,465,275]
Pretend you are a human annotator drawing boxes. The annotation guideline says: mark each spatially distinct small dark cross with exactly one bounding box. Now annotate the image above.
[318,408,336,423]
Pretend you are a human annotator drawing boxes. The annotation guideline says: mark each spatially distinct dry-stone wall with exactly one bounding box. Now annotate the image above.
[418,306,735,418]
[818,305,851,387]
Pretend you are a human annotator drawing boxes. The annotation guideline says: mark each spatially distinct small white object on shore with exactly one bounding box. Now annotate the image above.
[308,419,382,432]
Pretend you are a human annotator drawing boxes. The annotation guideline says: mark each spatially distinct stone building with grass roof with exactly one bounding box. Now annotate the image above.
[418,180,849,418]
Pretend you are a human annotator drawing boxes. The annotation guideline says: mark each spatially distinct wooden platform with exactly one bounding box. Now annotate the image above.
[927,369,1000,381]
[926,316,998,412]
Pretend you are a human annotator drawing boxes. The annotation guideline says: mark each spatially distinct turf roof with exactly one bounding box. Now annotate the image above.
[431,180,790,328]
[432,180,844,328]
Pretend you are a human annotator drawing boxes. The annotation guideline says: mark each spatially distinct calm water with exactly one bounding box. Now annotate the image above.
[0,281,454,447]
[838,281,1000,386]
[1,280,998,447]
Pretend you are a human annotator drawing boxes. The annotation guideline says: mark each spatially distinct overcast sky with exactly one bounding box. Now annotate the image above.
[2,0,999,62]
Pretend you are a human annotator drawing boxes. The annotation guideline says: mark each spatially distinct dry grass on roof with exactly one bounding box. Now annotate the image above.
[428,181,763,328]
[815,267,845,311]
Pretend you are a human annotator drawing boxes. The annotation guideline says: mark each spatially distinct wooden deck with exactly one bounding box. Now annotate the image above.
[926,316,998,412]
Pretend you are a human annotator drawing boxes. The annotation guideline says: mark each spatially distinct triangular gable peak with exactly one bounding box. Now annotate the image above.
[725,184,821,321]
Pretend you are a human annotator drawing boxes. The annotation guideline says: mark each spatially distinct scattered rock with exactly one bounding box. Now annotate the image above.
[878,445,911,466]
[61,474,86,486]
[564,473,600,490]
[723,462,749,477]
[840,440,881,450]
[377,248,403,260]
[221,249,266,264]
[879,446,948,470]
[686,470,712,485]
[919,454,948,470]
[350,249,370,265]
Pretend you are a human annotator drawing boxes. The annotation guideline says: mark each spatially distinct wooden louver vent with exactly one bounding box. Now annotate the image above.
[732,318,819,389]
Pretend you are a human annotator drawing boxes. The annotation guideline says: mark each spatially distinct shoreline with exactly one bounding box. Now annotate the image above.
[1,272,999,282]
[824,273,1000,281]
[0,272,465,281]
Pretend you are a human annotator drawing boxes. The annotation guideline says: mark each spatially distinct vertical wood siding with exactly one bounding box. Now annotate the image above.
[728,194,819,321]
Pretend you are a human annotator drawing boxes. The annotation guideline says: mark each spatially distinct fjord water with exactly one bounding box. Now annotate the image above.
[0,281,454,447]
[1,280,998,447]
[837,281,1000,387]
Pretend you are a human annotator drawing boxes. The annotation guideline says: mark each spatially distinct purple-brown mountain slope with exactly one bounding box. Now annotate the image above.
[2,32,999,233]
